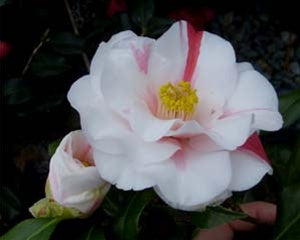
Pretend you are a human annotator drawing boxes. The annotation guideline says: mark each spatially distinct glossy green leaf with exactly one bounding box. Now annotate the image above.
[114,190,155,240]
[279,89,300,127]
[80,224,106,240]
[0,218,61,240]
[0,0,14,7]
[191,206,248,229]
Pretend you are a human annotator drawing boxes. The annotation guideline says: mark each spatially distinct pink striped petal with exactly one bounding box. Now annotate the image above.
[238,132,270,164]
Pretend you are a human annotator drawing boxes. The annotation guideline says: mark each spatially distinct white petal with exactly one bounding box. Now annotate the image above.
[62,189,99,213]
[93,150,153,191]
[100,35,154,115]
[90,31,136,81]
[207,114,253,150]
[153,150,232,210]
[129,101,179,141]
[189,134,222,153]
[166,120,204,138]
[67,76,99,113]
[93,136,179,190]
[48,131,105,204]
[148,21,189,89]
[156,188,232,211]
[236,62,254,74]
[228,151,272,191]
[252,110,283,131]
[193,31,237,120]
[226,70,283,131]
[62,183,110,213]
[68,75,130,141]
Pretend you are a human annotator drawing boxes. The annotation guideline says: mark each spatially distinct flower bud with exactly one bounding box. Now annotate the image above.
[30,130,110,218]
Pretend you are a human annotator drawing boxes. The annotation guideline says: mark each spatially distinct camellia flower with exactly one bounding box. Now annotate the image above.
[68,21,283,210]
[30,131,110,218]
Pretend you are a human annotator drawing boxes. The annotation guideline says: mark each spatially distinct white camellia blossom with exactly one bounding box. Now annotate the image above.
[68,21,283,210]
[47,130,110,215]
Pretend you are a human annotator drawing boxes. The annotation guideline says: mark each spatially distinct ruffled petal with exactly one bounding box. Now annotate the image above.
[206,113,253,150]
[100,45,149,115]
[193,31,238,124]
[228,150,272,191]
[225,70,283,131]
[166,120,204,138]
[68,76,129,141]
[48,131,106,205]
[153,150,232,210]
[93,150,154,191]
[93,136,179,190]
[129,101,179,141]
[90,31,137,95]
[148,21,189,89]
[67,76,99,112]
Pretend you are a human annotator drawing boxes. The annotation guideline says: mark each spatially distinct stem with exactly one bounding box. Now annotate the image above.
[141,25,147,36]
[22,28,50,76]
[63,0,90,71]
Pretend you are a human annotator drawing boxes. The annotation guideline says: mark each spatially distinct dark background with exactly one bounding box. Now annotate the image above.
[1,0,299,239]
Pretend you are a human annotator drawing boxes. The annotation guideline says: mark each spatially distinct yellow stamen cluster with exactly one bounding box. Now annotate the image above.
[157,81,198,120]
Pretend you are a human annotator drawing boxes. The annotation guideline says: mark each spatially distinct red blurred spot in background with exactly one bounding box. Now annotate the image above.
[107,0,128,17]
[0,41,12,59]
[169,7,215,30]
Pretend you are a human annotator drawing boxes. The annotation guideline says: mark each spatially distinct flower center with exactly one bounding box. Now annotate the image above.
[157,81,198,120]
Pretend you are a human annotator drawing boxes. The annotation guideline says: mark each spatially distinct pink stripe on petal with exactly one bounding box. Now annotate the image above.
[220,108,272,119]
[238,133,270,164]
[183,23,203,83]
[131,43,151,74]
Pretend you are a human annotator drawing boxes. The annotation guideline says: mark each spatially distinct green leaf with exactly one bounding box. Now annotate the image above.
[3,78,32,105]
[0,187,21,221]
[114,189,155,240]
[0,218,61,240]
[275,184,300,240]
[283,99,300,127]
[80,224,106,240]
[265,143,292,185]
[286,134,300,185]
[191,206,248,229]
[48,139,61,156]
[0,0,14,7]
[279,89,300,127]
[274,134,300,239]
[30,52,71,78]
[131,0,154,34]
[147,17,175,37]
